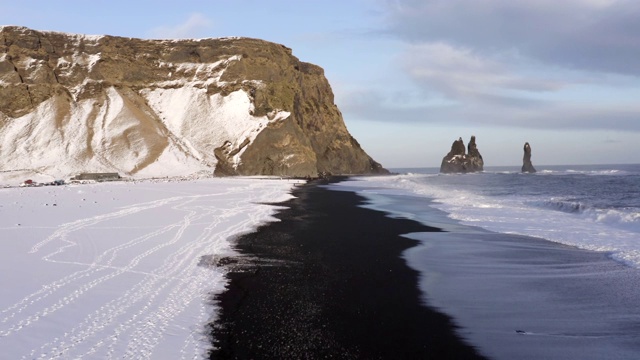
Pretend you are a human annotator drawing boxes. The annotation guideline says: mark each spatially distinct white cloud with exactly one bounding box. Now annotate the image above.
[401,42,562,100]
[147,13,213,39]
[347,0,640,136]
[581,0,619,8]
[383,0,640,75]
[338,85,640,132]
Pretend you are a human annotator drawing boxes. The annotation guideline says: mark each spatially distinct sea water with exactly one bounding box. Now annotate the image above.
[340,164,640,267]
[332,164,640,359]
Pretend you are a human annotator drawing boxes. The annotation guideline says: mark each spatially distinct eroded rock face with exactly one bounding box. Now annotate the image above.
[440,136,484,173]
[522,142,537,173]
[0,26,387,179]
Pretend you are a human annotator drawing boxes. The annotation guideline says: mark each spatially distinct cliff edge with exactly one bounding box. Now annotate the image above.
[0,26,387,180]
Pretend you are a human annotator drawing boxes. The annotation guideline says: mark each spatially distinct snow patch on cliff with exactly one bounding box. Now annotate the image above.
[141,87,290,169]
[154,55,242,88]
[0,84,290,184]
[73,52,102,72]
[0,29,306,184]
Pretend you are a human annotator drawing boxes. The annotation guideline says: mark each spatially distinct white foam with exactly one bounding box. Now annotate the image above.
[538,169,633,176]
[336,174,640,268]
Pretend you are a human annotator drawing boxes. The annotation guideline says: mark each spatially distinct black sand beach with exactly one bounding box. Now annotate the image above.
[355,190,640,360]
[209,179,487,359]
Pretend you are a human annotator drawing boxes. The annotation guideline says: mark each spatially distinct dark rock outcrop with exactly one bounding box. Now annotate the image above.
[0,26,387,179]
[522,142,537,173]
[440,136,484,173]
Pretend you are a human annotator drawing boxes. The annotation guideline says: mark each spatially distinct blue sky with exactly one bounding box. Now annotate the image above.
[2,0,639,167]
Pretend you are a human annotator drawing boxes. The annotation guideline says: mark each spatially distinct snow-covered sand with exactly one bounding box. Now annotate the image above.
[0,177,301,359]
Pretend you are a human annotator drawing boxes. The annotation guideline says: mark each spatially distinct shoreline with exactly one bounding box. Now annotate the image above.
[336,184,640,360]
[209,178,487,359]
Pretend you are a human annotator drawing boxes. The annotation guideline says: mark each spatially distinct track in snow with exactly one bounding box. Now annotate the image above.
[0,178,298,359]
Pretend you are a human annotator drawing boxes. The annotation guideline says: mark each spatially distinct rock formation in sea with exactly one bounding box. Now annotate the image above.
[0,26,387,179]
[522,142,537,173]
[440,136,484,173]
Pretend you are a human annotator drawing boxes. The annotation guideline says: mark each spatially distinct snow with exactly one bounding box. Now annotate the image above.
[0,26,104,43]
[19,57,44,70]
[56,31,105,44]
[0,177,303,359]
[71,52,101,72]
[155,37,244,43]
[0,49,290,182]
[56,57,71,68]
[141,87,290,169]
[155,55,242,88]
[0,84,290,183]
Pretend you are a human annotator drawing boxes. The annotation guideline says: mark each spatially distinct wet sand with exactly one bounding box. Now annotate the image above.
[209,179,487,359]
[358,190,640,360]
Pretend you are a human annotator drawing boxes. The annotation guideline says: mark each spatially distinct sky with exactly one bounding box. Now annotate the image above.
[2,0,639,168]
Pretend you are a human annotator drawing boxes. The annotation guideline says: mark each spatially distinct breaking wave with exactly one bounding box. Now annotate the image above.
[533,199,640,232]
[534,199,588,214]
[338,164,640,267]
[538,169,635,176]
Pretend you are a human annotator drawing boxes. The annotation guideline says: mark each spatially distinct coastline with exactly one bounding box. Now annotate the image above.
[335,182,640,360]
[209,178,486,359]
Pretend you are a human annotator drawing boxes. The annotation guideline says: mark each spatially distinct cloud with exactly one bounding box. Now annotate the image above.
[355,0,640,135]
[147,13,213,39]
[400,42,563,101]
[382,0,640,76]
[338,88,640,131]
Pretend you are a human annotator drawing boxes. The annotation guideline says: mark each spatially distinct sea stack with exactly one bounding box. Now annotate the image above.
[522,142,537,173]
[440,136,484,173]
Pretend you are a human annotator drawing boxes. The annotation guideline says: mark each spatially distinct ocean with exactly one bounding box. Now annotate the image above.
[342,163,640,267]
[333,164,640,360]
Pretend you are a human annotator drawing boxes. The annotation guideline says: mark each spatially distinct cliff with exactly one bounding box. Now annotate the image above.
[440,136,484,173]
[0,26,387,181]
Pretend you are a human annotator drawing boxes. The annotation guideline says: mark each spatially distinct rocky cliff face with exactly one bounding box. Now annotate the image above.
[0,26,386,181]
[440,136,484,173]
[522,142,536,173]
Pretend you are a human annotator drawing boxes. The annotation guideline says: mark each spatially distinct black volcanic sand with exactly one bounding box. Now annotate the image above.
[209,179,487,359]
